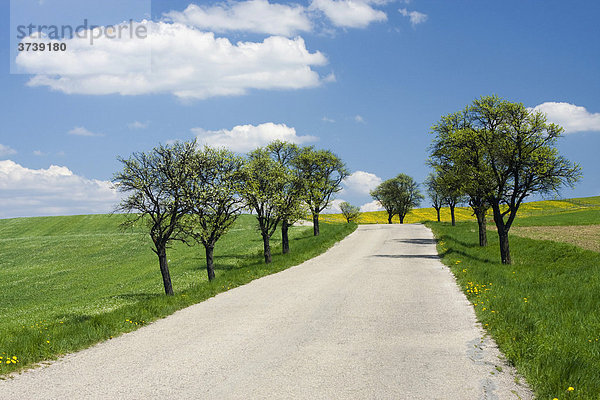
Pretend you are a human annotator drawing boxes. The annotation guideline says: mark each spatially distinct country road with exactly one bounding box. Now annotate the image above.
[1,224,532,399]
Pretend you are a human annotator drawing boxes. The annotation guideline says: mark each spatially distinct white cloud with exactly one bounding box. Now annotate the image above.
[128,121,148,130]
[0,144,17,157]
[359,199,383,212]
[0,160,120,218]
[17,21,328,100]
[193,122,318,153]
[322,116,336,123]
[165,1,312,36]
[323,198,346,214]
[399,8,428,26]
[310,0,387,28]
[354,114,365,123]
[530,102,600,134]
[342,170,382,194]
[68,126,103,137]
[33,150,46,156]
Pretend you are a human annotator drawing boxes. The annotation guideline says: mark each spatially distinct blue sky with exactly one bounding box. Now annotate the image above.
[1,0,599,218]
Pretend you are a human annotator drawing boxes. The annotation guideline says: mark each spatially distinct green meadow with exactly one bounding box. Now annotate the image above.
[427,196,600,399]
[0,214,355,375]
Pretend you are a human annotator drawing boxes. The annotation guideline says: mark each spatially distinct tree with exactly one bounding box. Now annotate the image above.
[392,174,424,223]
[429,109,492,245]
[339,202,360,223]
[113,141,196,296]
[437,171,466,226]
[430,95,581,263]
[266,141,306,254]
[371,174,423,224]
[240,148,290,263]
[294,147,348,236]
[370,180,397,224]
[472,95,581,264]
[424,173,444,222]
[183,146,245,281]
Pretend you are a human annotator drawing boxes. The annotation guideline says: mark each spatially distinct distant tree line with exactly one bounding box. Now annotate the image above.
[113,140,348,295]
[427,95,581,264]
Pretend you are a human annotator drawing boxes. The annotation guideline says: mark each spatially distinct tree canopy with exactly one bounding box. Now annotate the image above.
[429,95,581,263]
[294,147,348,235]
[113,141,197,295]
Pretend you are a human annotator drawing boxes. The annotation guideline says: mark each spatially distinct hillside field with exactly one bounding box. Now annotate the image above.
[0,214,355,375]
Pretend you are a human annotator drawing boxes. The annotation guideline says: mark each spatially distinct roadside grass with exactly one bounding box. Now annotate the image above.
[0,214,356,376]
[428,221,600,399]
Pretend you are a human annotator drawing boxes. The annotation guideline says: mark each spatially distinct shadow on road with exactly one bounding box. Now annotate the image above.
[372,254,440,260]
[389,238,437,245]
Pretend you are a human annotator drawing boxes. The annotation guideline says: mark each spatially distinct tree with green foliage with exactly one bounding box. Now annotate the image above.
[392,174,424,223]
[370,180,397,224]
[429,108,492,245]
[430,95,581,264]
[294,147,348,236]
[371,174,423,224]
[266,140,307,254]
[437,170,466,226]
[113,141,196,295]
[182,146,245,281]
[473,95,581,264]
[339,201,360,223]
[240,147,290,263]
[424,173,444,222]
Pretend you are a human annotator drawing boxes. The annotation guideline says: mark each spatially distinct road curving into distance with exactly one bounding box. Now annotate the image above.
[1,224,533,399]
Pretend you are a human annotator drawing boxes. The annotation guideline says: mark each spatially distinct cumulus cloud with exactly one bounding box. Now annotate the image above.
[354,114,365,123]
[128,121,148,130]
[530,102,600,134]
[310,0,387,28]
[0,144,17,157]
[359,199,383,212]
[399,8,428,26]
[0,160,120,218]
[165,1,312,36]
[16,22,328,100]
[68,126,103,137]
[323,198,346,214]
[342,170,382,194]
[193,122,318,153]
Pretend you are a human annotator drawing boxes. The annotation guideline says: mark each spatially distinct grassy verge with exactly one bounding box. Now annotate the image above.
[427,221,600,399]
[0,214,356,376]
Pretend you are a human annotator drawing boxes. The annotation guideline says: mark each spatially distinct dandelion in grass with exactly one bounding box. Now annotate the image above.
[567,387,574,391]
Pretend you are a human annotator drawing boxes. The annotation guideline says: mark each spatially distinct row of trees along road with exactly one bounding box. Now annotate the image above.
[113,140,348,295]
[370,174,424,224]
[428,95,581,264]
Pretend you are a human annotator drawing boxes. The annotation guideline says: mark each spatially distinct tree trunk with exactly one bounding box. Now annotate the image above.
[498,230,511,264]
[205,244,215,281]
[157,246,174,296]
[313,213,320,236]
[492,204,511,264]
[450,205,456,226]
[281,219,290,254]
[435,207,441,222]
[387,212,393,224]
[399,214,405,224]
[262,233,272,263]
[475,210,487,247]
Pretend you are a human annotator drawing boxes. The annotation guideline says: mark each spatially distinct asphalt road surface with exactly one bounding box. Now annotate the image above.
[1,224,533,399]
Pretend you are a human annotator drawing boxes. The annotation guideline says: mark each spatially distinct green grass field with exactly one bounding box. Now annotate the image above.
[0,214,355,375]
[427,197,600,399]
